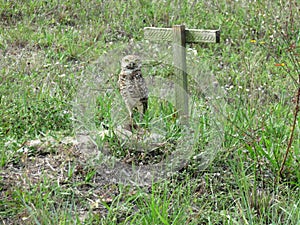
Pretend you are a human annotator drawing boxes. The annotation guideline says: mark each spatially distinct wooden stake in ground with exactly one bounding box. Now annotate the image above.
[144,25,220,122]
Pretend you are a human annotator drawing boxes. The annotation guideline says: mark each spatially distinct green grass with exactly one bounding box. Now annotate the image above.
[1,0,299,224]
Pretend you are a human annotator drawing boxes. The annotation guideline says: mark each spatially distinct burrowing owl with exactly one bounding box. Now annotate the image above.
[118,55,148,127]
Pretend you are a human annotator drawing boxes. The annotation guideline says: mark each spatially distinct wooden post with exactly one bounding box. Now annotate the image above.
[144,25,220,122]
[172,25,188,120]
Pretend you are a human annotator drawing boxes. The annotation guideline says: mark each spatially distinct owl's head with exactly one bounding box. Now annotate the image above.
[121,55,142,70]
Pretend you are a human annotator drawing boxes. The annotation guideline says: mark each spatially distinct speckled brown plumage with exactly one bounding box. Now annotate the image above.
[118,55,148,127]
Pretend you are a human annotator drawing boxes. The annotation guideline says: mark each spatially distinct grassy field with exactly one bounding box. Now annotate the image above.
[0,0,299,224]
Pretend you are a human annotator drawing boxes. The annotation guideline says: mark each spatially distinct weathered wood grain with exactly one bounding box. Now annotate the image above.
[144,27,220,43]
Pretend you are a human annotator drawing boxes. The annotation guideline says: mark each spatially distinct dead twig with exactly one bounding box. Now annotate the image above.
[278,81,300,179]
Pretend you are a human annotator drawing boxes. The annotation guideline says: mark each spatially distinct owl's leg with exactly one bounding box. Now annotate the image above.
[139,97,148,121]
[128,108,138,132]
[129,110,134,128]
[142,100,148,117]
[139,99,148,129]
[141,97,148,113]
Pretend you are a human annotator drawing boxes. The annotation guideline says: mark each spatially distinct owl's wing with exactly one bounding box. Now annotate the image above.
[134,71,148,99]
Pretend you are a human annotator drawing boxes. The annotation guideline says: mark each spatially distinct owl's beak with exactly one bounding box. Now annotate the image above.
[127,62,136,69]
